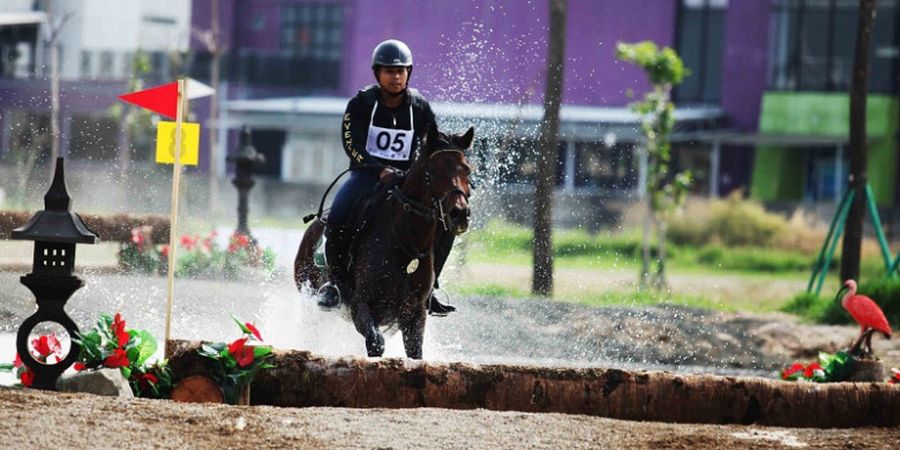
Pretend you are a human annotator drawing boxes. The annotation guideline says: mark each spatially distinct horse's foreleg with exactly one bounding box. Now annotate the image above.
[400,303,427,360]
[352,303,384,357]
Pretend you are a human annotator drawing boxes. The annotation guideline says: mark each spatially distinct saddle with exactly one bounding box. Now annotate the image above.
[314,172,406,270]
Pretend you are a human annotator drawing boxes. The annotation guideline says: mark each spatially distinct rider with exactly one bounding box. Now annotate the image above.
[317,39,457,316]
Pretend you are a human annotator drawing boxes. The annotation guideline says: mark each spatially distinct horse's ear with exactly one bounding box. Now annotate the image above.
[459,127,475,150]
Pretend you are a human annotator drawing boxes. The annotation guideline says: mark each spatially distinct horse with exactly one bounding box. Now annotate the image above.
[294,125,474,359]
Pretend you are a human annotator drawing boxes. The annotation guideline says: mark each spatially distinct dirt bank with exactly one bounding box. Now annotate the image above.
[1,387,899,449]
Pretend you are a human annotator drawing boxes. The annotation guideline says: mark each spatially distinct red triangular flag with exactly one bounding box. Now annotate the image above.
[118,82,178,119]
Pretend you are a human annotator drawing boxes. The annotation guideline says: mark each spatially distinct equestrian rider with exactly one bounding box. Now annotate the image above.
[317,39,456,316]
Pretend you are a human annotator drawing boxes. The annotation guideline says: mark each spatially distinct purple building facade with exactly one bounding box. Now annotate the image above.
[190,0,768,205]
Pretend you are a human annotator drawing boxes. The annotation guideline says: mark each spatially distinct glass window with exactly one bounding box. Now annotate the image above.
[198,2,345,89]
[574,142,638,193]
[79,51,92,79]
[674,0,727,104]
[769,0,899,93]
[99,51,115,79]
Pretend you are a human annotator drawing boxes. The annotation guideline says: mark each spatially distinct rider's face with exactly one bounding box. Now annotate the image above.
[377,66,409,94]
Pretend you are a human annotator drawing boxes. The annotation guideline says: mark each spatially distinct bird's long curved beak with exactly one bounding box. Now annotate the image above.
[834,285,849,303]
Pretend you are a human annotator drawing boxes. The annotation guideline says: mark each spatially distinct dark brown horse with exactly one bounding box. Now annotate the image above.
[294,126,474,358]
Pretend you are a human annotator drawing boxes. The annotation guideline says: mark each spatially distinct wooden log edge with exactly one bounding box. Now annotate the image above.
[166,339,900,428]
[171,375,225,404]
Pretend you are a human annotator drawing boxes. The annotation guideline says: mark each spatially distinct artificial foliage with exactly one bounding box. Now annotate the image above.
[196,316,275,404]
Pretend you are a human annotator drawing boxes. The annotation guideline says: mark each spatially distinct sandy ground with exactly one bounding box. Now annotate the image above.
[1,387,899,449]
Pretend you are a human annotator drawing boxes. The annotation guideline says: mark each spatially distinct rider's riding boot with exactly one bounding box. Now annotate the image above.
[429,230,457,317]
[318,226,352,309]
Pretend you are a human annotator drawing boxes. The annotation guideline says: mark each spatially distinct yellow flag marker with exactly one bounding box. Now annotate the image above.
[156,121,200,165]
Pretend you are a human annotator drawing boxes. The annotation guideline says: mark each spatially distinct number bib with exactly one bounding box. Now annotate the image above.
[365,101,414,161]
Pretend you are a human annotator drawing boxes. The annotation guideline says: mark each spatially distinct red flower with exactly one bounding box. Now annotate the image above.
[236,345,255,368]
[73,362,86,371]
[181,235,196,250]
[781,363,804,380]
[804,362,823,378]
[103,348,130,368]
[112,313,129,348]
[130,228,144,245]
[20,368,34,387]
[136,372,158,390]
[159,244,169,258]
[228,337,247,356]
[32,334,61,359]
[245,322,263,341]
[13,353,22,368]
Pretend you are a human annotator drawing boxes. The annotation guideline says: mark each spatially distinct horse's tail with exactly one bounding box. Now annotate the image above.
[294,219,325,293]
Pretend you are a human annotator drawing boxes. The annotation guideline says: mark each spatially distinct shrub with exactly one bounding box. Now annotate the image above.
[118,226,162,274]
[784,277,900,327]
[669,192,787,247]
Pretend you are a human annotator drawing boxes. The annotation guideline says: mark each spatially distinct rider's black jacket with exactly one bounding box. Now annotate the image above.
[341,84,437,171]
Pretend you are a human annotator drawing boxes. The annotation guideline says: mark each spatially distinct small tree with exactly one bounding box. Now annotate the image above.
[616,41,691,291]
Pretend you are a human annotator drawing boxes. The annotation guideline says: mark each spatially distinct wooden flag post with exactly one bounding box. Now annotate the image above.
[164,78,189,353]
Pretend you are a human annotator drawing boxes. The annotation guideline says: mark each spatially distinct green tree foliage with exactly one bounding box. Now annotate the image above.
[616,41,691,291]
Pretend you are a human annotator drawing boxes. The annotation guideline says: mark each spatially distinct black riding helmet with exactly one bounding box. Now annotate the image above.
[371,39,413,82]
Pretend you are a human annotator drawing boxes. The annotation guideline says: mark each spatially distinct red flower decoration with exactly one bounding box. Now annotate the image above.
[781,363,804,380]
[73,362,86,371]
[159,244,169,257]
[13,353,22,368]
[236,346,255,368]
[20,368,34,387]
[803,362,823,378]
[112,313,129,348]
[103,348,130,368]
[32,334,61,359]
[228,337,248,356]
[181,235,196,250]
[245,322,263,341]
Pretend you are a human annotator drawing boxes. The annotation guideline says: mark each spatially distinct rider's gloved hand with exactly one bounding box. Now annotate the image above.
[379,167,397,181]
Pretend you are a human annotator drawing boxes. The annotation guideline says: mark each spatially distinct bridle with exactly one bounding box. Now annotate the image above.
[389,149,470,231]
[388,149,471,263]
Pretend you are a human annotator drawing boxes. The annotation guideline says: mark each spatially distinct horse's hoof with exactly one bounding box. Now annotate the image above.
[366,333,385,357]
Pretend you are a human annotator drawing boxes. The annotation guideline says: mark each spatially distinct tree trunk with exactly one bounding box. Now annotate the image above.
[207,0,222,217]
[166,340,900,428]
[655,220,669,291]
[532,0,567,296]
[640,200,652,288]
[840,0,877,283]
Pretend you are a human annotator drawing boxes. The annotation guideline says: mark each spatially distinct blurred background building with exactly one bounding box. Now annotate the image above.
[0,0,898,227]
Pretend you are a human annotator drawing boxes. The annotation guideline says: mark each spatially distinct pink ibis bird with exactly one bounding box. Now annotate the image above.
[835,279,892,358]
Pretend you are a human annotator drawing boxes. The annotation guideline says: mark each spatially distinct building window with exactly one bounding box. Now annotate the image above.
[79,51,92,79]
[574,142,638,193]
[768,0,899,93]
[99,51,115,79]
[674,0,727,104]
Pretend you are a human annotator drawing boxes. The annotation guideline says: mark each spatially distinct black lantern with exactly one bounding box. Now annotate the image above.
[12,157,98,390]
[226,126,266,239]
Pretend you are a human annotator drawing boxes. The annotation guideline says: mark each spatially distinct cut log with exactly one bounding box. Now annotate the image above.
[170,375,224,404]
[0,210,169,243]
[166,339,900,428]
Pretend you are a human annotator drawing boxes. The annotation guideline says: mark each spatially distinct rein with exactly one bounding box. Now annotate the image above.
[388,149,470,267]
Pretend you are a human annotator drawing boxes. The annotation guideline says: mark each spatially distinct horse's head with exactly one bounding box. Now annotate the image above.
[419,125,475,235]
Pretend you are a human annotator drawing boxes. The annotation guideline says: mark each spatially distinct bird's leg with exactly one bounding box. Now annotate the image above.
[849,328,868,357]
[863,329,875,357]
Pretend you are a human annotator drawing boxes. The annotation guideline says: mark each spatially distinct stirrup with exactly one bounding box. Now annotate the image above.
[317,282,342,310]
[428,290,455,317]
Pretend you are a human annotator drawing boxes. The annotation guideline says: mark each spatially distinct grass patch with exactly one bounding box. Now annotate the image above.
[781,276,900,325]
[451,282,728,311]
